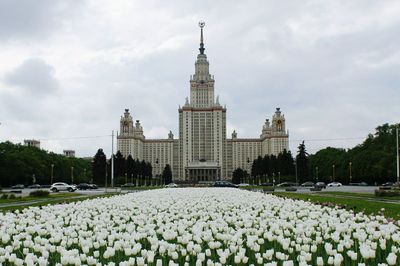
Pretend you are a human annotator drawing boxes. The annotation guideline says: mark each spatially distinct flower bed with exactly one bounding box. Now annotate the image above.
[0,188,399,265]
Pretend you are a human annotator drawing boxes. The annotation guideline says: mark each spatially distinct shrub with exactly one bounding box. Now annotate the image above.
[1,194,9,199]
[8,194,16,199]
[374,188,400,197]
[29,190,50,197]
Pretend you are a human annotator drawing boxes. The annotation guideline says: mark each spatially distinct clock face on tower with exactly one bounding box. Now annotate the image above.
[277,120,282,125]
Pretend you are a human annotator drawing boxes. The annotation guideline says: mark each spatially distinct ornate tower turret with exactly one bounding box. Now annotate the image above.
[271,108,286,133]
[120,109,134,136]
[189,21,215,108]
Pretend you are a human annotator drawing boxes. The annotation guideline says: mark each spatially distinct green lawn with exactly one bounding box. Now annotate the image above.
[0,193,120,212]
[316,191,400,200]
[274,192,400,220]
[0,192,80,204]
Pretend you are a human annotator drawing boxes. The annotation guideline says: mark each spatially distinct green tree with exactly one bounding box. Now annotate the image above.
[162,164,172,184]
[296,141,309,183]
[232,168,245,184]
[92,149,107,185]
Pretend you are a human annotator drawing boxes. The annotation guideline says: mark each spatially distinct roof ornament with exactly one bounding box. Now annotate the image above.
[198,21,205,54]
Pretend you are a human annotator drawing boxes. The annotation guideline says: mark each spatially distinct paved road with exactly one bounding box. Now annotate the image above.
[292,185,378,194]
[1,187,118,197]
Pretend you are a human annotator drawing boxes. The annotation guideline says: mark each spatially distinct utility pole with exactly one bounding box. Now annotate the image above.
[111,130,114,188]
[397,126,399,183]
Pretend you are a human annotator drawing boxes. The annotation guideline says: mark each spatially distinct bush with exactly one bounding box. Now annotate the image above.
[375,188,400,197]
[8,194,16,199]
[29,190,50,197]
[1,194,8,199]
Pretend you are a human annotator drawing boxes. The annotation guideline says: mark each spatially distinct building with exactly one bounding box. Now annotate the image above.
[63,150,76,158]
[117,22,289,181]
[24,139,40,149]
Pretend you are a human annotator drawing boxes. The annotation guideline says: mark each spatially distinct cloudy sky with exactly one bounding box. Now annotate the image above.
[0,0,399,157]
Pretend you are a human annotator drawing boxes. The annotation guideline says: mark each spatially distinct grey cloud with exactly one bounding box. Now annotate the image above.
[5,58,58,95]
[0,0,85,41]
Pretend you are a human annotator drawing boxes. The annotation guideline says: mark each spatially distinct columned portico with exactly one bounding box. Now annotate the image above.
[186,161,220,182]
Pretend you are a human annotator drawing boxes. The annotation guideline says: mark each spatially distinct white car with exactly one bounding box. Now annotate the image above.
[50,182,77,192]
[165,183,178,188]
[238,183,250,187]
[327,182,342,187]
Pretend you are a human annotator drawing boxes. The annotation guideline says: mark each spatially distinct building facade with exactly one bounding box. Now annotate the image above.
[24,139,40,149]
[63,150,76,158]
[117,22,289,181]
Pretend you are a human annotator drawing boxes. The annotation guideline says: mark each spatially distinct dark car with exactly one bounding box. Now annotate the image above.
[11,184,24,189]
[28,184,41,189]
[314,182,326,189]
[213,181,238,188]
[88,184,98,189]
[301,182,315,187]
[76,183,91,190]
[261,182,273,186]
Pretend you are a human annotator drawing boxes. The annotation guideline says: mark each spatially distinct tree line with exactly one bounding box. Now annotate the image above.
[0,141,91,187]
[308,123,399,185]
[92,149,172,186]
[233,123,399,185]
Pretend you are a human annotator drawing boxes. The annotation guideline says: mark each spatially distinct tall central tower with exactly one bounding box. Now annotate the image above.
[178,21,227,181]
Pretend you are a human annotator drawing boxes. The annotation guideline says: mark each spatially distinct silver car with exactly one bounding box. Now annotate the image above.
[50,182,77,192]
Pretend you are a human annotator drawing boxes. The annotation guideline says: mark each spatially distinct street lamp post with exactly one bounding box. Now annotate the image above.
[70,166,74,184]
[50,164,54,185]
[294,160,298,185]
[105,163,108,192]
[332,164,335,182]
[278,171,281,185]
[315,166,319,182]
[272,172,276,187]
[349,162,352,184]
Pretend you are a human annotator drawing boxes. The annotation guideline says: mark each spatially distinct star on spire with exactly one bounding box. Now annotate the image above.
[198,21,205,54]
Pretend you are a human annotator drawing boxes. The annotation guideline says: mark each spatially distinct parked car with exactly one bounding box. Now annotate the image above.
[277,182,296,187]
[165,183,178,188]
[121,183,135,187]
[381,182,394,187]
[327,182,342,187]
[238,183,250,187]
[213,181,238,188]
[28,184,41,189]
[301,182,315,187]
[50,182,76,192]
[76,183,91,190]
[314,182,326,189]
[11,184,24,189]
[261,182,273,186]
[88,184,98,189]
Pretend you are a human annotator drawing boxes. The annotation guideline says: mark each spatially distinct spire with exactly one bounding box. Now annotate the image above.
[199,21,205,54]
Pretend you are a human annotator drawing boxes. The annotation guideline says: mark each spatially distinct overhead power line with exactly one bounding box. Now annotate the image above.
[39,135,112,142]
[289,137,365,142]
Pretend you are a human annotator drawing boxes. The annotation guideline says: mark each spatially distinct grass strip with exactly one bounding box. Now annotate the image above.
[317,191,400,200]
[0,193,120,212]
[274,192,400,220]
